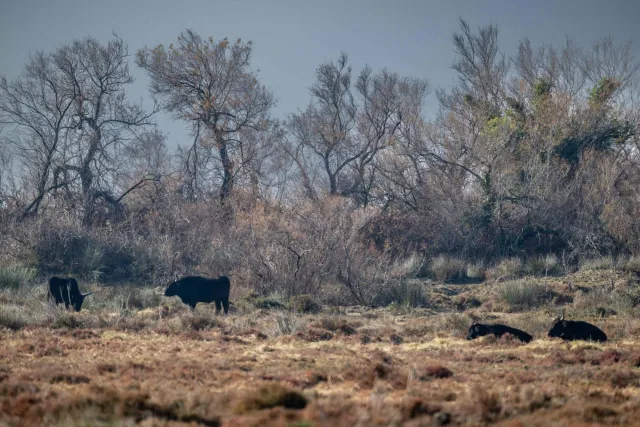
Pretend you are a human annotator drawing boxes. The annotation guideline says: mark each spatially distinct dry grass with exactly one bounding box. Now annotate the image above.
[2,312,640,426]
[1,269,640,425]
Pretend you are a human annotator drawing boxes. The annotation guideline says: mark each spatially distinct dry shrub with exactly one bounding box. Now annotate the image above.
[490,257,525,279]
[430,255,467,282]
[383,280,429,308]
[290,294,322,314]
[497,279,552,310]
[572,286,636,316]
[401,398,441,419]
[474,387,502,422]
[348,350,406,390]
[580,256,615,271]
[418,365,453,380]
[466,263,486,281]
[233,383,307,414]
[312,315,360,335]
[235,198,416,305]
[524,254,563,276]
[181,312,223,331]
[0,265,37,289]
[297,327,333,342]
[0,304,32,330]
[621,255,640,273]
[263,312,305,337]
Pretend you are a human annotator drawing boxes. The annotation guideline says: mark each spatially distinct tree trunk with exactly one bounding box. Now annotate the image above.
[216,133,234,203]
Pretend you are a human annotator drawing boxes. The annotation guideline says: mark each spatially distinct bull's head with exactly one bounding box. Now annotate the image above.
[547,309,566,337]
[164,276,181,297]
[466,322,488,340]
[72,292,93,312]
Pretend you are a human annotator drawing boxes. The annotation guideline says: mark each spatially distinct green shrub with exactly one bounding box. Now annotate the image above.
[498,279,551,310]
[430,255,467,282]
[0,265,37,289]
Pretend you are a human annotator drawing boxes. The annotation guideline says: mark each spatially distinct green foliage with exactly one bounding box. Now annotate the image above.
[532,78,553,99]
[0,265,37,289]
[589,77,621,106]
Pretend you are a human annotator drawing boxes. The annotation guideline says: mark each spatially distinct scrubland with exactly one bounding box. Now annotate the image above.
[2,266,640,427]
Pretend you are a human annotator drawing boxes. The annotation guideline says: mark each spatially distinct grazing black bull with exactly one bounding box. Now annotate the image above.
[547,310,607,342]
[48,277,93,312]
[466,322,533,343]
[164,275,231,314]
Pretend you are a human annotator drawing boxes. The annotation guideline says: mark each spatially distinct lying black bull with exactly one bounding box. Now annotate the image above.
[547,311,607,342]
[48,277,93,312]
[164,275,231,314]
[466,322,533,343]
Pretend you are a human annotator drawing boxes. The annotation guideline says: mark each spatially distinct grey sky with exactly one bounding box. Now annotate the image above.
[2,0,639,148]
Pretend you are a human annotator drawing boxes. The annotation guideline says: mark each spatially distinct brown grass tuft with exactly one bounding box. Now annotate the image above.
[233,383,307,414]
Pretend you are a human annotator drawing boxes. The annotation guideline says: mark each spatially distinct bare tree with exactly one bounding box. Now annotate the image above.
[287,53,428,205]
[0,51,77,217]
[0,36,157,223]
[136,30,276,203]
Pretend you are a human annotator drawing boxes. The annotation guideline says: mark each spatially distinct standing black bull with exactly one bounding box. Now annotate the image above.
[466,322,533,343]
[164,275,231,314]
[547,310,607,342]
[48,277,93,312]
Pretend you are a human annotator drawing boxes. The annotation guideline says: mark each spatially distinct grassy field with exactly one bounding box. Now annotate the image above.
[1,269,640,426]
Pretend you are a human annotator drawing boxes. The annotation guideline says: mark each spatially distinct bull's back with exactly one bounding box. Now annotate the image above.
[495,324,533,342]
[577,321,607,341]
[179,276,230,302]
[48,277,67,301]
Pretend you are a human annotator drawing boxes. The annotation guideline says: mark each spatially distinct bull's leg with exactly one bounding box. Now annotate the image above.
[222,298,229,315]
[215,300,222,314]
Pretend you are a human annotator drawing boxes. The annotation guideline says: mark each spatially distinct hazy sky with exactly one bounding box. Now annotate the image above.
[2,0,639,148]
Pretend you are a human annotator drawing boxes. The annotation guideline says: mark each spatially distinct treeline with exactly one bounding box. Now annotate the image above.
[0,20,638,304]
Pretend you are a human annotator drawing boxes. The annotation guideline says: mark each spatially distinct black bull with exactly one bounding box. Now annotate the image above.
[164,275,231,314]
[466,322,533,343]
[48,277,92,312]
[548,317,607,342]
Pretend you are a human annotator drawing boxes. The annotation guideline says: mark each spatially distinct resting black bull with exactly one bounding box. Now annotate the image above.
[48,276,92,312]
[164,275,231,314]
[547,311,607,342]
[466,322,533,343]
